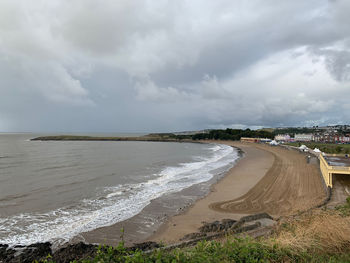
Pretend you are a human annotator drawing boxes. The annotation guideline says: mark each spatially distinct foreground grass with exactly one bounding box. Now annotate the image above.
[286,142,350,154]
[36,199,350,262]
[68,239,350,263]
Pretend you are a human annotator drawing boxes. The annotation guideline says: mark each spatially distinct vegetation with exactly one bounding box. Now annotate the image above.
[72,238,338,263]
[35,201,350,262]
[285,142,350,154]
[336,196,350,216]
[273,127,315,136]
[191,129,274,141]
[271,210,350,256]
[37,235,350,262]
[31,129,275,142]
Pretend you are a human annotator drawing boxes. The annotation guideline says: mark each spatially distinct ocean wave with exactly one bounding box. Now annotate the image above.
[0,143,238,247]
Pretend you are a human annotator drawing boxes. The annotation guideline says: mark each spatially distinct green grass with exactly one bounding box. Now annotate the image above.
[36,236,350,263]
[66,203,350,263]
[336,197,350,216]
[286,142,350,154]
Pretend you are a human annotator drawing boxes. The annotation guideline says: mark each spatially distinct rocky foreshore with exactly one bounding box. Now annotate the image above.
[0,213,276,263]
[0,241,161,263]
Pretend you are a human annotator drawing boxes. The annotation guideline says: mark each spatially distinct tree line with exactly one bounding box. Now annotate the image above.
[173,129,274,141]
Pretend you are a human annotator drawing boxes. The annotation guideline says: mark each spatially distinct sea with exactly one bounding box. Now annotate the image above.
[0,133,240,247]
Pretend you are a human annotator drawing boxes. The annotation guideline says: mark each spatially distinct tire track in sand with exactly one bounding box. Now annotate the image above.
[209,144,326,216]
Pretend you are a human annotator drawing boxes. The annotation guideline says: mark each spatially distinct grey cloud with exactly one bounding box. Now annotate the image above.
[314,49,350,82]
[0,0,350,132]
[134,77,192,102]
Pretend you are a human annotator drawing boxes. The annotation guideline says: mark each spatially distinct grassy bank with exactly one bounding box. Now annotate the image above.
[286,142,350,154]
[58,238,350,263]
[36,199,350,262]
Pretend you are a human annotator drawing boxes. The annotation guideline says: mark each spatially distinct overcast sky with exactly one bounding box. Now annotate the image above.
[0,0,350,132]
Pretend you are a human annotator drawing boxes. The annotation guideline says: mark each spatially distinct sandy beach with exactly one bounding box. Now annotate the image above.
[80,140,327,246]
[150,141,326,244]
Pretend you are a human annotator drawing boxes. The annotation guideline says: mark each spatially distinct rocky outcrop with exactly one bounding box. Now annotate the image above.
[50,242,97,263]
[129,241,160,251]
[199,219,237,233]
[180,232,207,241]
[0,242,51,263]
[0,241,162,263]
[180,213,275,242]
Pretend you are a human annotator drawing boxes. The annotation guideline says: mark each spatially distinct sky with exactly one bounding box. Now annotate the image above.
[0,0,350,133]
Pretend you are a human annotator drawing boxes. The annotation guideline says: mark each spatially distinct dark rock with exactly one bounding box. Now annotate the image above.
[221,219,237,230]
[239,213,273,223]
[199,220,220,233]
[0,241,161,263]
[221,219,236,225]
[0,244,15,263]
[0,242,52,263]
[230,221,244,231]
[199,219,237,233]
[180,232,207,241]
[129,241,160,251]
[51,242,97,263]
[234,222,262,234]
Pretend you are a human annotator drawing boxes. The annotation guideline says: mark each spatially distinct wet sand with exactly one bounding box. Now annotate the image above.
[80,141,326,246]
[150,141,326,244]
[79,141,240,246]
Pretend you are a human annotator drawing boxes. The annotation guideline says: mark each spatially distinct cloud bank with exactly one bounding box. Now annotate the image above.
[0,0,349,132]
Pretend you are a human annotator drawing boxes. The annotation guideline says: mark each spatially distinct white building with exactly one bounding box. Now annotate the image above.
[294,133,313,142]
[274,134,291,142]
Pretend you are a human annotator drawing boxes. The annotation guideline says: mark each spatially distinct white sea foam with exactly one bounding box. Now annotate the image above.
[106,191,123,198]
[0,143,239,247]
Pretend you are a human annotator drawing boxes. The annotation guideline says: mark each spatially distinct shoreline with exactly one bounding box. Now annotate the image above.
[78,141,242,247]
[149,141,327,244]
[0,139,237,249]
[79,141,273,246]
[1,139,327,249]
[148,141,274,244]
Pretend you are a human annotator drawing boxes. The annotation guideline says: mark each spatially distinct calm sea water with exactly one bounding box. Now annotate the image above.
[0,134,238,246]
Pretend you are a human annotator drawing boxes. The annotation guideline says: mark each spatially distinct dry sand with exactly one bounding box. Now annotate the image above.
[150,141,326,244]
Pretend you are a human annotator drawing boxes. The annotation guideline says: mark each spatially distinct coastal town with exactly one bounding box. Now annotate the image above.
[274,125,350,143]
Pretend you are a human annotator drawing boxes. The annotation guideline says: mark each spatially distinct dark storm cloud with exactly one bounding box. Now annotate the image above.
[0,0,349,132]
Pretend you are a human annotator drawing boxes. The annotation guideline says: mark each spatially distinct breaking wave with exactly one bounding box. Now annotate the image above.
[0,143,238,247]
